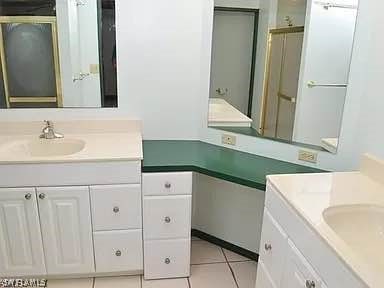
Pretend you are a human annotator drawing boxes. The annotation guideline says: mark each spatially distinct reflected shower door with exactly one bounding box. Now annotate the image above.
[262,27,304,141]
[0,17,62,108]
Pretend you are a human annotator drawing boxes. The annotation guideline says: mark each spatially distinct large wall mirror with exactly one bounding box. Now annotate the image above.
[208,0,359,153]
[0,0,117,108]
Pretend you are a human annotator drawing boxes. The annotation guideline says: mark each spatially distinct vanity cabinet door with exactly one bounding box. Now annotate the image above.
[0,188,46,277]
[258,209,288,287]
[281,240,327,288]
[255,260,277,288]
[37,186,95,275]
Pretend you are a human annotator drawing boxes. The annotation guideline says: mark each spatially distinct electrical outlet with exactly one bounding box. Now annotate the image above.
[89,64,99,74]
[222,134,236,146]
[298,150,318,164]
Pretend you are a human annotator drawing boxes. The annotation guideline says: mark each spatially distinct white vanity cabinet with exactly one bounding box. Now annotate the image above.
[0,186,94,277]
[142,172,192,280]
[282,240,326,288]
[256,208,327,288]
[37,186,95,275]
[256,182,364,288]
[0,188,46,277]
[90,184,143,274]
[0,160,143,278]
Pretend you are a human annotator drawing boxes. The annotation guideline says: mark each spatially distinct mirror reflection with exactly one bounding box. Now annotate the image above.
[0,0,117,108]
[208,0,359,153]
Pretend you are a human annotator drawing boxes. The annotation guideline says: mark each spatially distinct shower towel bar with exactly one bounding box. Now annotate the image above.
[314,1,358,10]
[307,81,348,88]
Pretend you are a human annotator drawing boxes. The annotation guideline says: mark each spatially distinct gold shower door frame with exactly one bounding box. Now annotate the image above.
[0,16,63,108]
[259,26,304,136]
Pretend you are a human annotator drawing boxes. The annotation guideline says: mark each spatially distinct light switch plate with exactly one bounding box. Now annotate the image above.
[298,150,318,163]
[89,64,99,74]
[222,134,236,146]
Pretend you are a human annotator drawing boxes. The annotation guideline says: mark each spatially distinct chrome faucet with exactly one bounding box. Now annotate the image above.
[40,120,64,139]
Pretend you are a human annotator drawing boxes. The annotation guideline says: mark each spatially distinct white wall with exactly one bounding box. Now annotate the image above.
[115,0,205,139]
[348,0,384,160]
[192,173,265,252]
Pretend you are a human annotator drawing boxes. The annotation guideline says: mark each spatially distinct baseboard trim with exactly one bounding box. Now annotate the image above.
[191,229,259,262]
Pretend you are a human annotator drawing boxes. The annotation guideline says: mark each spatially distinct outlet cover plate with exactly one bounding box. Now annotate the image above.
[90,64,99,74]
[298,150,318,164]
[222,134,236,146]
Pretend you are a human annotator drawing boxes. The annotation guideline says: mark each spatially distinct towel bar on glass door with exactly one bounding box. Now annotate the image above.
[307,81,348,88]
[314,1,358,10]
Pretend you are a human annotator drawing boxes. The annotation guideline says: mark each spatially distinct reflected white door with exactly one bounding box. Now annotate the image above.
[210,10,255,115]
[263,30,304,141]
[0,188,46,277]
[37,186,94,275]
[293,2,358,146]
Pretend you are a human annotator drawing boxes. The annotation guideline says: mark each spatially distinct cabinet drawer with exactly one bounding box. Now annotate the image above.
[259,208,288,287]
[144,239,190,279]
[93,230,143,273]
[143,172,192,196]
[143,195,191,240]
[90,184,142,231]
[282,240,325,288]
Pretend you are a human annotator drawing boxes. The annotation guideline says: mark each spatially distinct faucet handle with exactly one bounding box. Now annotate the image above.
[44,120,53,127]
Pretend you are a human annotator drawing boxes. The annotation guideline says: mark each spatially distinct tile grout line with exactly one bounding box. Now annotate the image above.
[221,247,229,263]
[190,260,252,266]
[187,277,192,288]
[222,248,240,288]
[191,260,227,266]
[92,277,95,288]
[140,275,143,288]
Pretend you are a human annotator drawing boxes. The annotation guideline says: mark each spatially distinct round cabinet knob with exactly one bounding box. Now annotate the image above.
[164,182,171,189]
[113,206,120,213]
[115,250,122,257]
[164,216,171,223]
[264,243,272,251]
[306,280,316,288]
[25,193,32,200]
[164,258,171,264]
[39,193,46,200]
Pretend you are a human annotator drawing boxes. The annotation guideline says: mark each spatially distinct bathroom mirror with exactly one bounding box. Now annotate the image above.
[0,0,117,108]
[208,0,359,153]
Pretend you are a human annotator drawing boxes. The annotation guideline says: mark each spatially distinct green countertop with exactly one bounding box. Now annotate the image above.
[143,141,325,190]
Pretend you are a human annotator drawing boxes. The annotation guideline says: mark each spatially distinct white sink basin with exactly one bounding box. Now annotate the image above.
[323,205,384,264]
[0,138,86,157]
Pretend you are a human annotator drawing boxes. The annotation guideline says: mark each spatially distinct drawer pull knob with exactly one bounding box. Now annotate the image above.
[165,182,171,189]
[264,243,272,251]
[306,280,316,288]
[25,193,32,200]
[115,250,122,257]
[39,193,46,200]
[164,258,171,264]
[164,216,171,223]
[113,206,120,213]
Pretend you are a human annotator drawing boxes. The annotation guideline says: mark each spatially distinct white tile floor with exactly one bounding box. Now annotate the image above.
[46,238,257,288]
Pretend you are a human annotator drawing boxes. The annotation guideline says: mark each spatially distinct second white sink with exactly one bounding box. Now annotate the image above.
[323,204,384,267]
